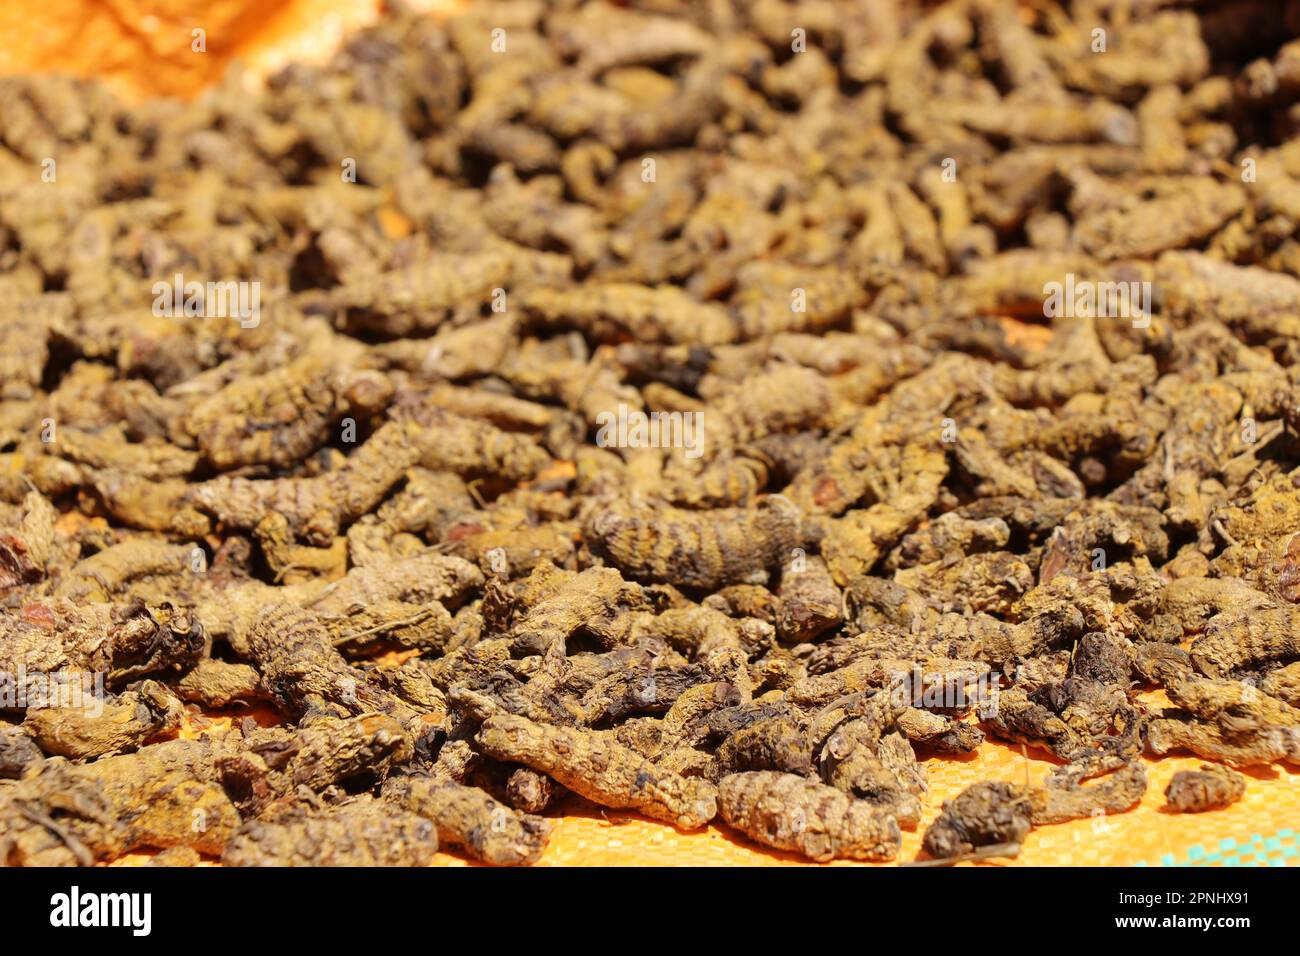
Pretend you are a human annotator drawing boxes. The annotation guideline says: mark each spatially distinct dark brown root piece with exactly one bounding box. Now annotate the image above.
[0,724,43,779]
[217,715,413,814]
[1164,764,1247,813]
[921,781,1037,861]
[921,760,1146,860]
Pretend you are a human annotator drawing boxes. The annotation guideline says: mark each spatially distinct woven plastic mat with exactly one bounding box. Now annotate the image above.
[110,706,1299,868]
[482,745,1299,868]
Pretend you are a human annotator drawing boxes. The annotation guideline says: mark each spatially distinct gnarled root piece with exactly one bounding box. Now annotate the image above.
[23,680,184,759]
[1164,763,1246,812]
[476,712,717,829]
[922,781,1038,860]
[222,796,439,867]
[922,760,1145,859]
[218,714,412,814]
[1035,761,1147,825]
[718,770,902,862]
[1148,671,1300,766]
[0,600,204,689]
[383,775,550,865]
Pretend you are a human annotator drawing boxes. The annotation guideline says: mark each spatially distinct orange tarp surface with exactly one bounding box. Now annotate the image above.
[108,707,1300,867]
[0,0,465,101]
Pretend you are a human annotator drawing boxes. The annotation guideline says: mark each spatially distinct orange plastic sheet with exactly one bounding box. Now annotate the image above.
[110,706,1300,868]
[0,0,465,102]
[425,744,1300,868]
